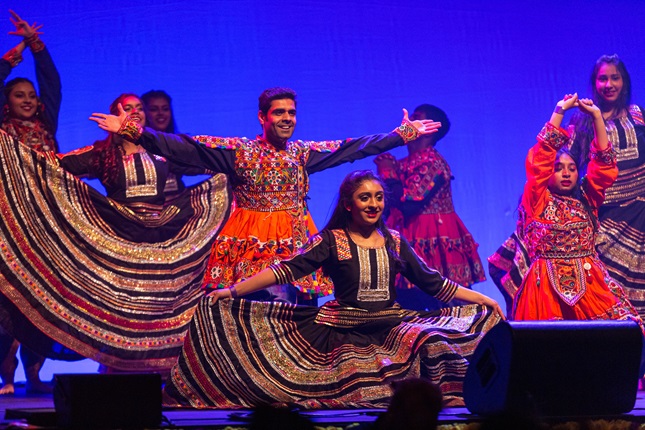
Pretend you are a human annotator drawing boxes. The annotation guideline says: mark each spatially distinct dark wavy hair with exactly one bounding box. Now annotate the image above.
[258,87,297,115]
[324,170,404,271]
[414,104,451,142]
[550,147,599,231]
[141,89,178,133]
[91,93,141,186]
[4,77,47,122]
[570,54,631,173]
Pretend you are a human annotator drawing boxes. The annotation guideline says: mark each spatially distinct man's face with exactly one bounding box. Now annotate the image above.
[259,98,296,146]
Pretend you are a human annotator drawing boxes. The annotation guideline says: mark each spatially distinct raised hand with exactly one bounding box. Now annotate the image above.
[403,108,442,135]
[557,93,579,112]
[577,98,601,118]
[89,103,128,133]
[8,10,43,39]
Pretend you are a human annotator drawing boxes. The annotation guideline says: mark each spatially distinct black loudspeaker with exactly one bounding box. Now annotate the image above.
[53,373,162,429]
[464,320,642,416]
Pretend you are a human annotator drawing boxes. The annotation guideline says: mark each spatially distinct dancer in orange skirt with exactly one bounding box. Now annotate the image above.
[512,93,640,325]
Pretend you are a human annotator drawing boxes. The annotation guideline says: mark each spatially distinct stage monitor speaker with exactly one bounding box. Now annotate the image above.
[464,320,642,416]
[53,373,162,429]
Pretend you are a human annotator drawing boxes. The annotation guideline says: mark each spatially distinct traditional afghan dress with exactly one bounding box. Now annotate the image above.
[512,123,639,324]
[163,229,500,409]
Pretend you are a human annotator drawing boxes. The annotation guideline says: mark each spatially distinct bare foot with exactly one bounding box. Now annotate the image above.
[0,383,15,395]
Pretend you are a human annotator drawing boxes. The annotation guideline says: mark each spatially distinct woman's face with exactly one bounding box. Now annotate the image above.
[345,179,385,229]
[121,96,146,127]
[548,153,578,195]
[595,63,623,107]
[144,97,171,131]
[7,82,38,120]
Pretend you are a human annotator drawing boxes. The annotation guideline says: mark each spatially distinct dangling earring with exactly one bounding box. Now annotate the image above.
[2,104,9,118]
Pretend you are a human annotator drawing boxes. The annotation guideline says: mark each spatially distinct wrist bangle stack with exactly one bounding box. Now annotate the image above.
[553,106,565,115]
[229,286,238,298]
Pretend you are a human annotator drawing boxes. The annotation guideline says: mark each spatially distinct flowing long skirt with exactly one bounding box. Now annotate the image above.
[163,299,500,408]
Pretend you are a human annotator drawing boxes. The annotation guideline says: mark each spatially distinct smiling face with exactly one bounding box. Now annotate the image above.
[120,96,146,126]
[7,81,38,120]
[595,63,624,107]
[548,152,578,195]
[144,96,171,131]
[259,98,296,147]
[345,179,385,229]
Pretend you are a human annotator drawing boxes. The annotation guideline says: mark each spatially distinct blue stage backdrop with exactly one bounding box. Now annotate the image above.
[4,0,644,377]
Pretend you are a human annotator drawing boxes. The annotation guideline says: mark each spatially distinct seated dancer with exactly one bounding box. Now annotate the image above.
[0,10,61,395]
[512,93,641,326]
[90,87,443,305]
[0,95,230,373]
[375,104,486,311]
[163,170,503,408]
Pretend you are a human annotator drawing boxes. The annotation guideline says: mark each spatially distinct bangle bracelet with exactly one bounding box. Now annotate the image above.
[229,286,238,298]
[553,106,565,115]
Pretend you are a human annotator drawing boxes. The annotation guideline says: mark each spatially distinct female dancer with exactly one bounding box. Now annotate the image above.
[569,54,645,318]
[163,170,503,408]
[0,94,229,375]
[375,104,486,311]
[0,10,60,152]
[0,10,61,395]
[512,93,640,325]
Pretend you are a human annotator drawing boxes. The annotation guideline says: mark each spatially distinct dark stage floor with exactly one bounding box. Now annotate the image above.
[2,383,645,429]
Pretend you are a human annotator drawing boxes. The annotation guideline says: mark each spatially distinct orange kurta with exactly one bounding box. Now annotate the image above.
[512,123,639,323]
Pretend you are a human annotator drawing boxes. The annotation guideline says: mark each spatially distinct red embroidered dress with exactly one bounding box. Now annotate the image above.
[512,123,639,323]
[375,146,486,288]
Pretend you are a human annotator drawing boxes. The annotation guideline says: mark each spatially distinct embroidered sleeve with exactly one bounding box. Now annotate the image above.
[2,46,22,67]
[394,117,420,143]
[522,122,570,218]
[117,116,143,141]
[304,139,343,153]
[434,279,459,303]
[589,141,617,165]
[193,135,246,150]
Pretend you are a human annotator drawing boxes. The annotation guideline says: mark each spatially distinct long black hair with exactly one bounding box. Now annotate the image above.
[569,54,631,173]
[324,170,404,270]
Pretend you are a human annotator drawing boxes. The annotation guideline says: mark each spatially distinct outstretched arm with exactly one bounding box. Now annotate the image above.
[453,287,505,320]
[306,109,442,174]
[207,269,278,303]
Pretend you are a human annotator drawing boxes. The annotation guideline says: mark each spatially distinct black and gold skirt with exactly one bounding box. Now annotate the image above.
[164,298,499,408]
[0,134,230,371]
